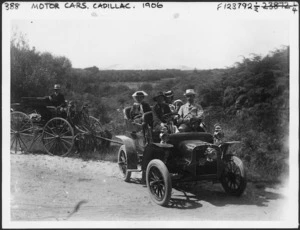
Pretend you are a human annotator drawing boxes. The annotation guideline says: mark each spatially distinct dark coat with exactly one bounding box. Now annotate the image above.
[141,101,151,113]
[152,103,171,123]
[50,93,66,107]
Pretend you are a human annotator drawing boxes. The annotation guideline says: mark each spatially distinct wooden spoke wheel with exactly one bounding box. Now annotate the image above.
[75,115,102,133]
[42,117,74,156]
[221,156,247,196]
[75,116,111,151]
[89,116,112,149]
[117,145,131,182]
[10,111,34,154]
[146,159,172,206]
[89,116,104,133]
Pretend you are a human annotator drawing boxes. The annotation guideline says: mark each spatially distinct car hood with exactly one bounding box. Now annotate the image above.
[178,140,212,152]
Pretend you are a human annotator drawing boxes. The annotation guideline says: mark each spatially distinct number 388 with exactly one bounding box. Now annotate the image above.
[5,2,20,10]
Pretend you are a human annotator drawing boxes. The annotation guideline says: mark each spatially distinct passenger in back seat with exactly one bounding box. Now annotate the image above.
[129,91,151,123]
[152,91,179,135]
[152,91,172,131]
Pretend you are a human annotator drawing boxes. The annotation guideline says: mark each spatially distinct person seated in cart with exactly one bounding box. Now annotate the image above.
[43,84,67,119]
[177,89,205,132]
[48,84,67,108]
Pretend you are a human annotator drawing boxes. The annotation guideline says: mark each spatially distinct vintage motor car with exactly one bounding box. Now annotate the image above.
[116,108,247,206]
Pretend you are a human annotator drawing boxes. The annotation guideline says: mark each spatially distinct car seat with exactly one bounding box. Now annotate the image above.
[123,106,132,120]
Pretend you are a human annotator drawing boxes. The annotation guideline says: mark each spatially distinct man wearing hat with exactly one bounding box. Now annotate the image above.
[178,89,204,129]
[49,84,66,107]
[152,91,172,130]
[163,90,176,113]
[129,91,151,120]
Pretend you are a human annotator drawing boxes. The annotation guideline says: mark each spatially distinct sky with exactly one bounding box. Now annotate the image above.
[8,2,293,70]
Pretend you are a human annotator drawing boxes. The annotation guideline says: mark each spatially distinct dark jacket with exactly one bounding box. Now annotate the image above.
[141,101,151,113]
[50,93,66,107]
[152,102,171,123]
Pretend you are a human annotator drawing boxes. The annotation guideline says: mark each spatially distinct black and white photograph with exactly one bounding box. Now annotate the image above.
[2,1,299,228]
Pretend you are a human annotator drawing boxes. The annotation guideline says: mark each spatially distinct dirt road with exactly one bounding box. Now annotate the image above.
[10,153,289,224]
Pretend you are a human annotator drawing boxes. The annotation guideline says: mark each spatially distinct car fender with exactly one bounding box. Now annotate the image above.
[232,156,246,178]
[219,141,241,156]
[115,135,138,169]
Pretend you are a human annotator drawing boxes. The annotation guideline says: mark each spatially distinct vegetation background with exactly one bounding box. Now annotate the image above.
[10,33,289,182]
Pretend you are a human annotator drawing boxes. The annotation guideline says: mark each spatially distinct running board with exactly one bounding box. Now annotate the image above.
[127,169,142,172]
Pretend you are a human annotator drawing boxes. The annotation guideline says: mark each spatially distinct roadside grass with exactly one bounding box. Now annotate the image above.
[13,135,120,163]
[217,120,289,184]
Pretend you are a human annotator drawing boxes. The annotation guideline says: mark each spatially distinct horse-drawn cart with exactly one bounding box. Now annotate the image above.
[10,97,114,156]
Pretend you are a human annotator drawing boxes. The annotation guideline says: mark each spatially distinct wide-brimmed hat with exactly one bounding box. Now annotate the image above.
[173,99,183,105]
[54,84,61,90]
[153,91,165,101]
[163,90,174,97]
[184,89,196,96]
[132,91,148,97]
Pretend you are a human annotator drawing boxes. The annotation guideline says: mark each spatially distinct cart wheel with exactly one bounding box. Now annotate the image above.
[221,156,247,196]
[89,116,111,149]
[42,118,74,156]
[117,145,131,182]
[146,159,172,206]
[10,111,34,154]
[89,116,103,132]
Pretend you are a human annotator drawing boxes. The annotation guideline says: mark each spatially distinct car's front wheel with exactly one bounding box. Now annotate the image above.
[146,159,172,206]
[221,156,247,196]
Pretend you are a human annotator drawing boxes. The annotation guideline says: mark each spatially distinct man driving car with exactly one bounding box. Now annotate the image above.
[177,89,204,132]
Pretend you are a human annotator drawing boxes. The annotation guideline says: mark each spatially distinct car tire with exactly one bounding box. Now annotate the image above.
[221,156,247,196]
[146,159,172,206]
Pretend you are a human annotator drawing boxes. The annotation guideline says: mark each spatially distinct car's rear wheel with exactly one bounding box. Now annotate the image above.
[221,156,247,196]
[117,145,131,182]
[146,159,172,207]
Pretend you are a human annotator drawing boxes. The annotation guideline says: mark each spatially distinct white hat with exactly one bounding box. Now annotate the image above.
[54,84,61,90]
[173,99,183,104]
[184,89,196,96]
[132,91,148,97]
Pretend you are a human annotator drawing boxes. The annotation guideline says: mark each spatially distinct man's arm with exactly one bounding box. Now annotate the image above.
[142,102,152,113]
[60,95,67,107]
[152,105,164,127]
[164,103,171,114]
[178,104,184,118]
[177,104,185,124]
[197,104,204,118]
